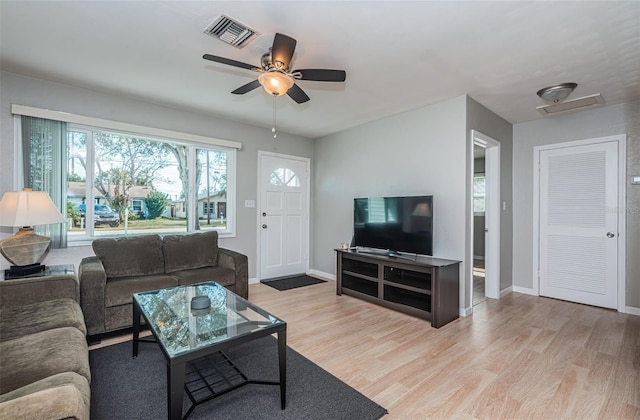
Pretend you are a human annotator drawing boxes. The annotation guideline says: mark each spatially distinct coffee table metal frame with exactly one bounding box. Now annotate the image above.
[132,282,287,420]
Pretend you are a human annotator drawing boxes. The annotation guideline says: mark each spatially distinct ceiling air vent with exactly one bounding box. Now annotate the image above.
[536,93,605,117]
[203,15,259,48]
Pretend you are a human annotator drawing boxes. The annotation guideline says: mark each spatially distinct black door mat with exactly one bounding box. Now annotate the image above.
[260,275,327,291]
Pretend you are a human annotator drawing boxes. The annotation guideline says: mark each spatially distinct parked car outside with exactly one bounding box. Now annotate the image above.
[77,204,120,227]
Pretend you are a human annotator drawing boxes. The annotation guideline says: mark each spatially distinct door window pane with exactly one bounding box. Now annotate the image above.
[269,167,300,187]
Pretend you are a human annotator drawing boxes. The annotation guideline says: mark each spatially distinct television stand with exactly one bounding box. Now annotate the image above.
[335,249,460,328]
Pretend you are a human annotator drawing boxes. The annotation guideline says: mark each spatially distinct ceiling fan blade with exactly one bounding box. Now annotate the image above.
[294,69,346,82]
[231,79,261,95]
[271,33,297,70]
[203,54,256,71]
[287,83,310,104]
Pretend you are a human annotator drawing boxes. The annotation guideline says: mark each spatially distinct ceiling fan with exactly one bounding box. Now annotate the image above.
[203,33,346,104]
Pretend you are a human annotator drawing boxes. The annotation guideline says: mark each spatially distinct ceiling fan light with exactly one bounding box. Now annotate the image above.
[537,82,578,104]
[258,71,294,96]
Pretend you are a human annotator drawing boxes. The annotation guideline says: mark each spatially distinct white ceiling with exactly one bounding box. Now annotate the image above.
[1,1,639,139]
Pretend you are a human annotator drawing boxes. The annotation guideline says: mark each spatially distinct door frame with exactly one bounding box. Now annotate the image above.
[470,130,501,301]
[532,135,626,311]
[256,150,311,280]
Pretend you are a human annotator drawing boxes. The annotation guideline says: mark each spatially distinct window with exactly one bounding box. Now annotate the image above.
[269,167,300,187]
[65,125,236,240]
[196,149,229,231]
[474,175,486,213]
[131,200,143,213]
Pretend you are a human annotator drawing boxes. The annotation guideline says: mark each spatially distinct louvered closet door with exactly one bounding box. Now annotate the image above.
[539,141,618,309]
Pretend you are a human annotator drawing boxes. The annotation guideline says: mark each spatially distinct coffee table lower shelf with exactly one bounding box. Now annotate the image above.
[183,351,281,420]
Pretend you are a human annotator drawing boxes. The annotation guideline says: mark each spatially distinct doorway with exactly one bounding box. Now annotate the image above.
[534,136,626,310]
[257,151,310,280]
[471,130,500,305]
[473,145,487,305]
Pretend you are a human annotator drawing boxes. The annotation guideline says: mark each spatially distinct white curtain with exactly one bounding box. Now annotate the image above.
[21,116,68,248]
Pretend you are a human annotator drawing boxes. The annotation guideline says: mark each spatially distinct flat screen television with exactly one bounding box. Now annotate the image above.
[353,195,433,257]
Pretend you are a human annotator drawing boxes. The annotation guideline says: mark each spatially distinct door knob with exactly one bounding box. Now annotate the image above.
[262,224,268,229]
[606,232,615,238]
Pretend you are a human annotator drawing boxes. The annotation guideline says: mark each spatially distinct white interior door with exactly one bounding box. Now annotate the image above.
[258,152,309,280]
[538,140,619,309]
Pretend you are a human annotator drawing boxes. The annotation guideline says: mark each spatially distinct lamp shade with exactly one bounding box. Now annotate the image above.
[0,190,66,227]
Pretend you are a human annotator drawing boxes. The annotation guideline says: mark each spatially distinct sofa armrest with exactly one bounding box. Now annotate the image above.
[0,274,79,309]
[78,256,107,336]
[218,248,248,299]
[0,383,89,420]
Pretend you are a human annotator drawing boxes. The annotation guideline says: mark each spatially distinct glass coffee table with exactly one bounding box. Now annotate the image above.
[132,282,287,420]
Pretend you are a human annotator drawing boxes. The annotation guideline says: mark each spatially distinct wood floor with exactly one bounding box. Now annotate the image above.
[95,281,639,419]
[249,281,639,419]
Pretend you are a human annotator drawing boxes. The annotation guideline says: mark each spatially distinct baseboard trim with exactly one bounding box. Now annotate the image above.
[460,306,472,317]
[624,306,640,316]
[512,286,537,296]
[500,286,513,298]
[308,269,335,281]
[249,277,260,285]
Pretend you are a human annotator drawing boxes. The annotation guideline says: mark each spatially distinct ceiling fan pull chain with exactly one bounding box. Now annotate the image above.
[272,94,278,138]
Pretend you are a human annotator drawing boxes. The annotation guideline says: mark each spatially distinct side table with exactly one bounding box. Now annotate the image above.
[2,264,75,280]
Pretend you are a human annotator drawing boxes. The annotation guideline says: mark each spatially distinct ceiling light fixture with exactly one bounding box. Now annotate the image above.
[258,71,294,96]
[258,71,295,138]
[537,82,578,104]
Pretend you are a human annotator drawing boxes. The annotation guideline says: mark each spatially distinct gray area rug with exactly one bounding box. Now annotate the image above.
[89,336,387,420]
[260,275,327,291]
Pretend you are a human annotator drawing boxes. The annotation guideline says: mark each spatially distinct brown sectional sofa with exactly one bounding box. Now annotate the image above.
[0,274,91,420]
[79,230,248,336]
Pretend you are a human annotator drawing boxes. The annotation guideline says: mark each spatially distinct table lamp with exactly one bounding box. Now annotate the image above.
[0,188,66,277]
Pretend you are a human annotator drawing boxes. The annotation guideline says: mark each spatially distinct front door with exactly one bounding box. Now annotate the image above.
[258,152,310,280]
[538,138,621,309]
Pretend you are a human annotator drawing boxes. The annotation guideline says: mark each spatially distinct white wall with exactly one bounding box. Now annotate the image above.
[312,96,468,291]
[513,100,640,309]
[0,71,315,278]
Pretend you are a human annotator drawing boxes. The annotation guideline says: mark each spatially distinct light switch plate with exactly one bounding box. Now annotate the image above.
[631,176,640,185]
[244,200,255,208]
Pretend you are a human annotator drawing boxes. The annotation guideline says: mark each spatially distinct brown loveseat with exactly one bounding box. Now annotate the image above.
[0,274,91,420]
[79,230,248,337]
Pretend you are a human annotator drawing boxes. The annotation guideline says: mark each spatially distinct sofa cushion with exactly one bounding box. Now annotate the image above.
[93,234,165,279]
[163,231,219,273]
[104,274,178,308]
[0,372,90,420]
[0,327,90,395]
[0,298,86,341]
[172,266,236,287]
